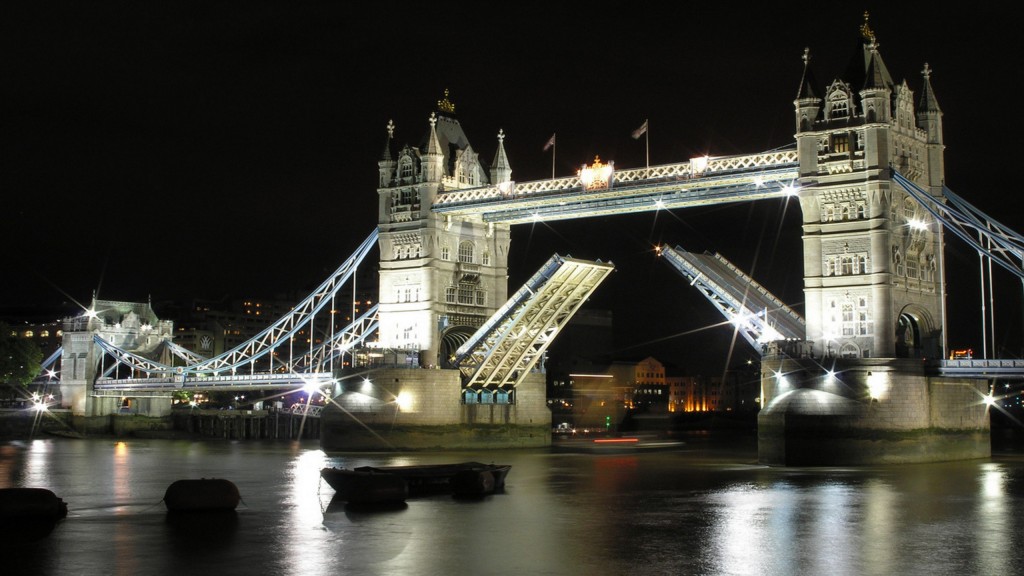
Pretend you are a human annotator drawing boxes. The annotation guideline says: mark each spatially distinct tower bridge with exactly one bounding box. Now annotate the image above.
[35,17,1024,463]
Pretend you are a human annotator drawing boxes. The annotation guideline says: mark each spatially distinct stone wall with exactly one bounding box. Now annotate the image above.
[758,357,991,465]
[320,368,551,451]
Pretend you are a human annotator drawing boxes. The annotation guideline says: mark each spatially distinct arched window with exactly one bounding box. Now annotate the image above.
[842,303,855,336]
[903,198,916,221]
[458,241,474,264]
[398,157,414,183]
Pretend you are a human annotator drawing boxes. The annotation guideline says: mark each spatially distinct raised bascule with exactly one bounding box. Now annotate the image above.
[41,16,1024,464]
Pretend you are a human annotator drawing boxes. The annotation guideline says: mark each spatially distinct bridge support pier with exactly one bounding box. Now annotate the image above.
[758,357,991,465]
[320,368,551,451]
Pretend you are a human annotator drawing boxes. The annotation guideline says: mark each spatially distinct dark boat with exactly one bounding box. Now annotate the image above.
[320,461,511,504]
[163,478,240,512]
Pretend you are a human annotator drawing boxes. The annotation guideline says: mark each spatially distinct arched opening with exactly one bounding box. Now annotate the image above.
[895,313,921,358]
[439,326,475,368]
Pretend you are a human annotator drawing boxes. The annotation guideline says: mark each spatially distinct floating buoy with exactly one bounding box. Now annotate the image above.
[0,487,68,541]
[163,478,240,512]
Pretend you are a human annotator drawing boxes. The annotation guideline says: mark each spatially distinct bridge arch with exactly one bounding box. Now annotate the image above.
[439,325,475,368]
[896,304,938,359]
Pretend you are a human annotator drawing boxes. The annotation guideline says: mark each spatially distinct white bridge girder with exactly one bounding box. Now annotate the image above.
[659,245,805,350]
[433,150,798,224]
[453,254,615,388]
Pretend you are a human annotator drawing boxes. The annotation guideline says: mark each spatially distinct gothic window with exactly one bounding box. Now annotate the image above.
[841,256,854,276]
[476,290,485,305]
[824,204,835,222]
[458,284,474,305]
[445,286,456,303]
[458,241,474,263]
[404,288,412,303]
[856,202,867,219]
[830,99,849,119]
[857,255,867,274]
[906,258,919,279]
[857,297,869,335]
[441,245,450,261]
[482,251,490,266]
[825,83,852,121]
[903,198,916,220]
[824,258,833,276]
[842,303,855,336]
[398,157,414,183]
[840,203,851,220]
[832,133,850,153]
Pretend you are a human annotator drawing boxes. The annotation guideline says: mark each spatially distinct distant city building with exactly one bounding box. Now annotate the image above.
[6,320,63,360]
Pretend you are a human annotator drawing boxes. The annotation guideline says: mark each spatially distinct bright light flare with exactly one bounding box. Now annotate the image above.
[908,218,928,231]
[867,372,887,400]
[395,392,412,411]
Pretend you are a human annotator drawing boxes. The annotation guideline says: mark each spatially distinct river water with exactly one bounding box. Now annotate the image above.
[3,433,1024,576]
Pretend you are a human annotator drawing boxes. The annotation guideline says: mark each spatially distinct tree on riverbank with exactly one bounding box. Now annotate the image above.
[1,323,43,388]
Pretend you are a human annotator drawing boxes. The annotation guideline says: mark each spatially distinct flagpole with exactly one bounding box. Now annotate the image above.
[552,140,556,179]
[645,122,649,176]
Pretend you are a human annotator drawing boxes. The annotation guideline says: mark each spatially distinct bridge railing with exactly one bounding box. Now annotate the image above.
[931,358,1024,379]
[94,372,334,392]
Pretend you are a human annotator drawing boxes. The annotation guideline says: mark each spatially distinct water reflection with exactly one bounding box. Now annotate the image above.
[4,439,1024,575]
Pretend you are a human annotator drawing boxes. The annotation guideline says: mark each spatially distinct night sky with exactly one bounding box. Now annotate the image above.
[4,3,1022,374]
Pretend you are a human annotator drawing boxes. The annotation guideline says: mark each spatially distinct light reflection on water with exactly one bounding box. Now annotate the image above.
[2,436,1024,576]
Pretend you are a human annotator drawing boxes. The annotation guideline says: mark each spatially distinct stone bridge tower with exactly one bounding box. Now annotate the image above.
[794,14,946,361]
[755,16,990,467]
[375,92,512,367]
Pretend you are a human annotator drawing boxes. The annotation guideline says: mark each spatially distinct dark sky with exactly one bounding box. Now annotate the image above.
[3,3,1022,373]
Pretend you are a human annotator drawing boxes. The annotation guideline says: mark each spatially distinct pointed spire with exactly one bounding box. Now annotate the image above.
[917,63,942,114]
[862,39,890,90]
[422,111,445,182]
[426,112,442,155]
[491,128,512,184]
[796,47,819,100]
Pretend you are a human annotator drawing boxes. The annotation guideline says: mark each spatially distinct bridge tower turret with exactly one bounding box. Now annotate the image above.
[794,13,945,361]
[375,91,512,367]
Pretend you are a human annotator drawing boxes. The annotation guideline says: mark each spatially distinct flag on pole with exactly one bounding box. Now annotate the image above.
[631,119,648,140]
[543,133,556,151]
